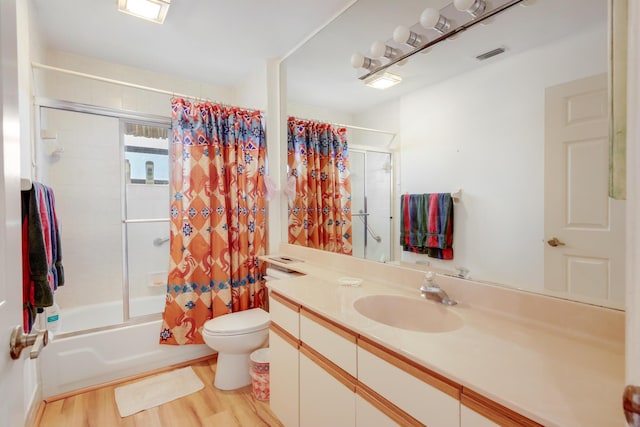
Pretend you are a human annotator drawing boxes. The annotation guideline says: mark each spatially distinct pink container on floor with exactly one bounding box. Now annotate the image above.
[249,348,269,401]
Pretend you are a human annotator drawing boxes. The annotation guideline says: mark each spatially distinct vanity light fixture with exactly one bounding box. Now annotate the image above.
[420,8,451,34]
[117,0,171,24]
[364,72,402,90]
[453,0,486,18]
[353,0,526,85]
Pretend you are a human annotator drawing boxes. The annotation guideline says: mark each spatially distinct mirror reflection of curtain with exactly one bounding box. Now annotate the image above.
[287,117,352,255]
[160,99,267,345]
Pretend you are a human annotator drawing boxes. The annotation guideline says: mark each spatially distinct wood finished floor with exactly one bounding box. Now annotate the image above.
[37,358,284,427]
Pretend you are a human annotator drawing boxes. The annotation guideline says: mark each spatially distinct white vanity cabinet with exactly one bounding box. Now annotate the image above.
[269,293,301,427]
[357,338,460,427]
[268,291,541,427]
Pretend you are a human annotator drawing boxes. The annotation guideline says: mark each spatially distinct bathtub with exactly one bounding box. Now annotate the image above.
[53,295,167,335]
[40,296,214,398]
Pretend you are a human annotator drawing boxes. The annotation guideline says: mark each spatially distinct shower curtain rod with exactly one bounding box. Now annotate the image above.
[31,62,260,112]
[289,115,396,137]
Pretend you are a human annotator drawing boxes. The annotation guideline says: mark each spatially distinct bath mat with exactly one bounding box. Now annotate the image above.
[114,366,205,417]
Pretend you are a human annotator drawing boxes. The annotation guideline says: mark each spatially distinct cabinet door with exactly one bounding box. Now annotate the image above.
[270,328,299,427]
[299,351,355,427]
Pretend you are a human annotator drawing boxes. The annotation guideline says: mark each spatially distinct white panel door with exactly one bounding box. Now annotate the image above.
[0,0,27,424]
[544,73,625,307]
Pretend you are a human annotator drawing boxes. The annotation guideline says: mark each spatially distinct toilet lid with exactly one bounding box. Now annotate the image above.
[204,308,270,335]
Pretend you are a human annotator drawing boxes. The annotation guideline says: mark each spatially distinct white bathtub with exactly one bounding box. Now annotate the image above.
[53,295,166,335]
[40,296,214,398]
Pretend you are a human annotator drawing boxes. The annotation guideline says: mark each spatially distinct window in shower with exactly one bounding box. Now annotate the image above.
[36,106,170,334]
[349,149,393,262]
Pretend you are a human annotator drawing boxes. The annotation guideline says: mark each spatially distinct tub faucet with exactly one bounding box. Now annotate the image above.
[420,272,457,306]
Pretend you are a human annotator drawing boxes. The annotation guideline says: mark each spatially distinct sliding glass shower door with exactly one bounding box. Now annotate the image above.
[349,149,392,262]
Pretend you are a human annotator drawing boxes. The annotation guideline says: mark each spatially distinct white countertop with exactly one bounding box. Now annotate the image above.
[264,256,625,427]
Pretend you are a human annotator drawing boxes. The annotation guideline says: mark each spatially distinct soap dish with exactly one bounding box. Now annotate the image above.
[337,277,363,287]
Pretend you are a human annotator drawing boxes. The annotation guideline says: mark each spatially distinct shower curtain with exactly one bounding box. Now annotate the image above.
[160,99,267,345]
[287,117,352,255]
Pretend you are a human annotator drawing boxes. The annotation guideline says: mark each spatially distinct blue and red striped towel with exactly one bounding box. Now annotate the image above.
[400,193,454,259]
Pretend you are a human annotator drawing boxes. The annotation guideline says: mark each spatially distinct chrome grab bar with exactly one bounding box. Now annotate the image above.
[153,237,170,246]
[357,210,382,243]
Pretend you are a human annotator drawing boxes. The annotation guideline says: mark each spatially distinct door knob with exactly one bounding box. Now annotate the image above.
[546,237,566,247]
[9,325,48,360]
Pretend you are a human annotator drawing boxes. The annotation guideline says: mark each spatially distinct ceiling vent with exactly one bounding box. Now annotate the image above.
[475,47,506,61]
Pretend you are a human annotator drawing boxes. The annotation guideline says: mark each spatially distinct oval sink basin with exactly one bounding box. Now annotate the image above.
[353,295,463,333]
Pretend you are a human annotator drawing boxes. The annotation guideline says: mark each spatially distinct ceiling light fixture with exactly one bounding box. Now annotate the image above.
[364,72,402,90]
[117,0,171,24]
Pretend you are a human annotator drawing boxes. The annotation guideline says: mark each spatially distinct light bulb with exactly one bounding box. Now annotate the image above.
[370,41,386,58]
[454,0,486,17]
[420,8,440,28]
[420,8,450,33]
[393,25,423,47]
[370,41,397,59]
[350,53,377,70]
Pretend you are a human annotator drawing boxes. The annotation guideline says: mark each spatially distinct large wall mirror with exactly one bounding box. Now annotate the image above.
[284,0,626,310]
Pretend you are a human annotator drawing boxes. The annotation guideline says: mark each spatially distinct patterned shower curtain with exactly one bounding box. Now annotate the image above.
[287,117,352,255]
[160,99,267,345]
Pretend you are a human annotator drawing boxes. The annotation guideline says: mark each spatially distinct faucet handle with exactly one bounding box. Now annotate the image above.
[421,271,440,291]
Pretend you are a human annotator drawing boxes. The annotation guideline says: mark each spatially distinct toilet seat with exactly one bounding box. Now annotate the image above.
[203,308,269,336]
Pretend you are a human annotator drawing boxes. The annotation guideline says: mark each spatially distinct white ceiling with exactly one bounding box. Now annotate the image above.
[31,0,355,87]
[31,0,607,115]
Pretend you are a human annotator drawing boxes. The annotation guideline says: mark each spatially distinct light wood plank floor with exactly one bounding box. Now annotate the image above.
[37,357,284,427]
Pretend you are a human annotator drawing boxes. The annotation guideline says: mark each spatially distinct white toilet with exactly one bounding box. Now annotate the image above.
[202,308,270,390]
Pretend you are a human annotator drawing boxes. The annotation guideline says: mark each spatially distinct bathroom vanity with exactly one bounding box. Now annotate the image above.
[262,244,625,427]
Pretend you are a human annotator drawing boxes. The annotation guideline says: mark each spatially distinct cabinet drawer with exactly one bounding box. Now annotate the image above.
[358,339,460,427]
[300,308,357,377]
[269,292,300,338]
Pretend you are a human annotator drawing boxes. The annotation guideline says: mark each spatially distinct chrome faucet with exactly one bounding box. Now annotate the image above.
[420,272,457,306]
